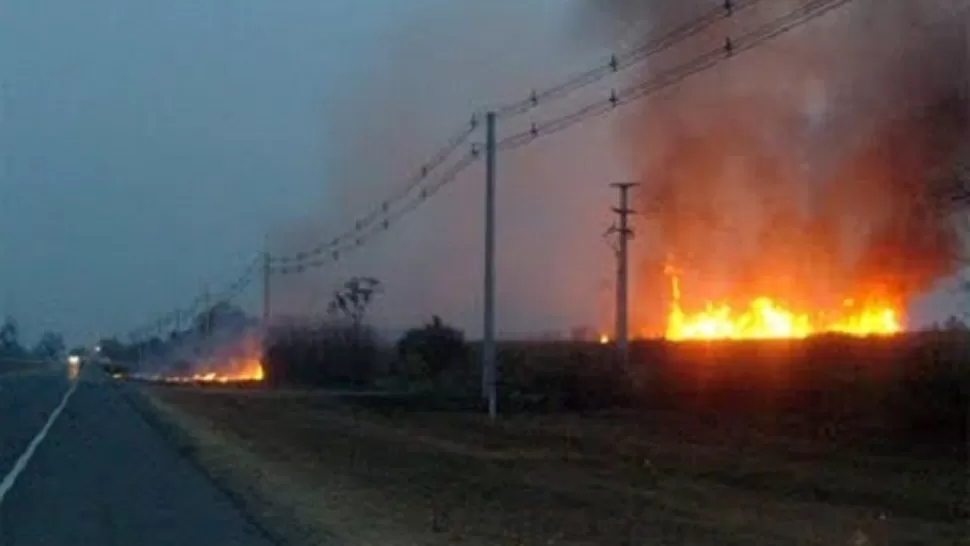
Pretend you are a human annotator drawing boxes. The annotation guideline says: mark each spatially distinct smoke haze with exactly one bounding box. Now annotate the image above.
[273,1,627,338]
[275,0,969,338]
[579,0,970,333]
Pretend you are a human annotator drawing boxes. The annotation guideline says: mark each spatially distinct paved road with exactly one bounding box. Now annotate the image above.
[0,363,273,546]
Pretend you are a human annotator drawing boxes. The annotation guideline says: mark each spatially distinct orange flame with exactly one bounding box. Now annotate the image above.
[165,357,264,384]
[664,264,901,341]
[142,336,266,384]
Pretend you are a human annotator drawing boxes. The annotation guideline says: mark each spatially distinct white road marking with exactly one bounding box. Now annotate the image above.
[0,377,80,504]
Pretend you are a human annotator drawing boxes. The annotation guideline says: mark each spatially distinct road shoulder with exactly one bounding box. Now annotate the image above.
[124,384,340,546]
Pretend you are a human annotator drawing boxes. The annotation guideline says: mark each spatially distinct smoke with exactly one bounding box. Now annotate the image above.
[273,1,627,338]
[136,323,261,378]
[272,1,968,339]
[577,0,970,332]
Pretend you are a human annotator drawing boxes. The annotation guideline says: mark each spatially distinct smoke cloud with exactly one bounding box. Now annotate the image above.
[273,2,625,339]
[578,0,970,333]
[274,1,969,339]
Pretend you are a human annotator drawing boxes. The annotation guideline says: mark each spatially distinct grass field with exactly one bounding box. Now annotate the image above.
[139,334,968,545]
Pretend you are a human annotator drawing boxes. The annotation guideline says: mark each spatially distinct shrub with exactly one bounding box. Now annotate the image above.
[265,321,380,387]
[397,316,468,386]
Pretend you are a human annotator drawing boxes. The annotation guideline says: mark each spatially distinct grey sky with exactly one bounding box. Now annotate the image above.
[2,1,366,343]
[1,1,965,346]
[0,1,621,345]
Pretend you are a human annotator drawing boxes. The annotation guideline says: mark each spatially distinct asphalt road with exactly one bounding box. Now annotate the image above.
[0,363,273,546]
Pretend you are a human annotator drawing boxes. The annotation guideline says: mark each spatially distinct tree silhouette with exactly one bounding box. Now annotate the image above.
[97,337,127,361]
[193,302,249,335]
[0,317,25,358]
[327,277,382,328]
[33,331,65,360]
[397,315,467,382]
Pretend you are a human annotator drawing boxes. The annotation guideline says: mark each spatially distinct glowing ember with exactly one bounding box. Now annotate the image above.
[599,333,611,344]
[663,264,901,341]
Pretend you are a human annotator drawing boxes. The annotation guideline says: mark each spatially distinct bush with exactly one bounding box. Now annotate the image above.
[493,342,631,412]
[265,321,381,387]
[397,316,468,386]
[102,363,130,377]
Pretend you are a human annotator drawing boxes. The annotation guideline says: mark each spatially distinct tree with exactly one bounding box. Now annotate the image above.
[33,331,65,360]
[327,277,382,328]
[0,317,25,358]
[397,316,467,383]
[97,337,127,361]
[193,302,250,336]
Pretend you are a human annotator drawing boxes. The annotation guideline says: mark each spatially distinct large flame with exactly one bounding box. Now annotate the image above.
[663,263,902,341]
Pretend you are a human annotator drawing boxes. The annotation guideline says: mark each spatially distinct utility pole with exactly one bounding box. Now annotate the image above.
[136,332,144,366]
[483,111,498,422]
[201,285,212,336]
[609,182,638,367]
[262,250,272,326]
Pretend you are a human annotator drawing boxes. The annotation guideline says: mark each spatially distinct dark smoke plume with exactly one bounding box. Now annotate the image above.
[579,0,970,332]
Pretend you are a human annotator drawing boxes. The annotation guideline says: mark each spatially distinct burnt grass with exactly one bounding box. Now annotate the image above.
[152,332,968,544]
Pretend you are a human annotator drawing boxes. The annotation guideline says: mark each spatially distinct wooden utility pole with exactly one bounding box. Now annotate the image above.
[608,182,638,367]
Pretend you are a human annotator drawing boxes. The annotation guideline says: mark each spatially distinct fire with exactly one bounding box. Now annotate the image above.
[663,264,901,341]
[161,357,265,384]
[599,333,611,344]
[136,335,266,384]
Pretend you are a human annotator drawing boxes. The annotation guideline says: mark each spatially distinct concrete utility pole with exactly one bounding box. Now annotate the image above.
[483,111,498,422]
[609,182,638,367]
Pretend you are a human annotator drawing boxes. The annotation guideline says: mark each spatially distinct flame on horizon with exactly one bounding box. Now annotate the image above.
[662,261,901,341]
[151,357,264,384]
[583,1,970,336]
[141,335,266,384]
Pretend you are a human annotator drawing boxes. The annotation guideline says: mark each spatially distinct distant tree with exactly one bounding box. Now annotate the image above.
[327,277,382,329]
[0,317,25,358]
[97,337,127,361]
[193,302,249,336]
[32,331,65,360]
[397,316,467,383]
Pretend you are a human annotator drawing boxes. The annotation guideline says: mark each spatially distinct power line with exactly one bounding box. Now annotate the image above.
[270,116,480,265]
[126,255,260,343]
[499,0,855,151]
[271,149,480,274]
[490,0,765,119]
[268,1,773,267]
[268,0,857,275]
[125,0,858,333]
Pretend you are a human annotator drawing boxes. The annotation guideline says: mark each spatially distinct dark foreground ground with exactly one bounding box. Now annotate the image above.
[142,334,969,546]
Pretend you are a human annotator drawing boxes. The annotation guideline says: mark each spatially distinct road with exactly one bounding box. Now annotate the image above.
[0,362,273,546]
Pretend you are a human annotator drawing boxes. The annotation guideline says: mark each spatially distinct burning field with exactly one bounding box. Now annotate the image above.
[663,261,902,340]
[134,334,265,385]
[602,0,970,340]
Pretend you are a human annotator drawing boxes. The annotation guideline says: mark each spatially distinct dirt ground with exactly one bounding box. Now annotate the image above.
[139,385,965,546]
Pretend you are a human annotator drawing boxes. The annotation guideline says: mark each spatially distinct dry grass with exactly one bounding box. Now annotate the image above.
[142,384,965,546]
